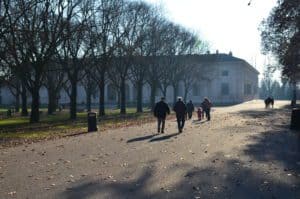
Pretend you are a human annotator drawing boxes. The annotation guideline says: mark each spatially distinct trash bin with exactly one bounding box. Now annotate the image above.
[88,112,98,132]
[290,108,300,130]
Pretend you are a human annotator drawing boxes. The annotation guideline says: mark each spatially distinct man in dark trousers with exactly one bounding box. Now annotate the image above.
[173,97,187,133]
[186,100,195,119]
[201,97,212,121]
[154,97,170,133]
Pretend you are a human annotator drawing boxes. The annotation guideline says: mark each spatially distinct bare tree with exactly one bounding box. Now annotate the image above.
[81,63,97,112]
[56,1,93,119]
[44,63,67,115]
[108,1,150,114]
[145,17,169,110]
[127,1,153,113]
[2,0,80,122]
[89,0,123,116]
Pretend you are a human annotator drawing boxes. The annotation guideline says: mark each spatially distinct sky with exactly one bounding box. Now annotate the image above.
[143,0,278,79]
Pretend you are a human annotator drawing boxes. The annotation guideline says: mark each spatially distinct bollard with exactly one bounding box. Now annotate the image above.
[290,108,300,131]
[87,112,98,132]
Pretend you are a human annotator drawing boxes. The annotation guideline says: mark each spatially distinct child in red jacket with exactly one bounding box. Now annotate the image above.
[197,107,203,121]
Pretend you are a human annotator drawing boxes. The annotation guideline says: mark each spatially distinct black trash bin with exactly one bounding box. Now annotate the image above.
[88,112,98,132]
[290,108,300,130]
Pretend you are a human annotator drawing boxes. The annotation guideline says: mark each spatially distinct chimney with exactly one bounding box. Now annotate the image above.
[216,50,219,54]
[229,51,232,56]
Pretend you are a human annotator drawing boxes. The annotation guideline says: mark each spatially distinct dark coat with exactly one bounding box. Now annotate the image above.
[186,102,194,113]
[154,101,170,119]
[201,99,212,111]
[173,101,187,117]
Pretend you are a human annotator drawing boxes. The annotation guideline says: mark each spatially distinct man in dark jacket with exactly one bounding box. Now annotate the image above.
[201,97,212,121]
[186,100,195,119]
[154,97,170,133]
[173,97,187,133]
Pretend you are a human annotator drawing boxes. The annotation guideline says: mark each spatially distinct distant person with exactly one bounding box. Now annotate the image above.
[186,100,195,119]
[264,97,274,108]
[173,97,187,133]
[197,107,203,121]
[154,97,170,134]
[201,97,212,121]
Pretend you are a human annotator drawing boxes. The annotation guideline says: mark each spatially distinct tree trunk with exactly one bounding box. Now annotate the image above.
[98,83,105,116]
[136,82,143,113]
[183,85,189,103]
[86,86,91,112]
[291,80,297,107]
[150,82,157,111]
[120,79,126,114]
[15,91,20,113]
[162,87,167,98]
[30,87,40,123]
[47,87,57,115]
[70,80,77,120]
[184,90,188,103]
[98,73,105,116]
[21,83,28,116]
[173,84,178,105]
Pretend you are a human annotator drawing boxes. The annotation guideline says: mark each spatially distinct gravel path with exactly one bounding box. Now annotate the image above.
[0,100,299,199]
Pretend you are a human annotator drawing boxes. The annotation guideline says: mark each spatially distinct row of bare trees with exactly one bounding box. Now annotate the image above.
[0,0,209,123]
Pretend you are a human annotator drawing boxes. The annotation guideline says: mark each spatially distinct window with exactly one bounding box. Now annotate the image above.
[192,84,199,96]
[222,70,229,76]
[221,83,229,95]
[244,84,252,95]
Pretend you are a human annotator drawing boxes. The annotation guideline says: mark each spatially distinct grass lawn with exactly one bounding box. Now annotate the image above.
[0,107,153,146]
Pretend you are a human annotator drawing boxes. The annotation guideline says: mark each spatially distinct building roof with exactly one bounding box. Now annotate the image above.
[190,53,244,62]
[182,53,260,74]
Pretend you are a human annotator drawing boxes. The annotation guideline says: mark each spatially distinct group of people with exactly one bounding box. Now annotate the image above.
[154,97,212,133]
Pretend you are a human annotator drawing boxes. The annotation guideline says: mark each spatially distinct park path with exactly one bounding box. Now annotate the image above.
[0,100,299,199]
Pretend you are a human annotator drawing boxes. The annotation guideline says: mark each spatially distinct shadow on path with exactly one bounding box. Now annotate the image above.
[192,120,209,125]
[127,134,158,143]
[149,132,181,142]
[59,154,299,199]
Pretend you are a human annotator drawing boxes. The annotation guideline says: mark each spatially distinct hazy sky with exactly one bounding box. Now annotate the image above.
[143,0,277,77]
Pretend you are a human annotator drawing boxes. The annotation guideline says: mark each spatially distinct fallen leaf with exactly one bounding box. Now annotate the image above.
[8,191,16,195]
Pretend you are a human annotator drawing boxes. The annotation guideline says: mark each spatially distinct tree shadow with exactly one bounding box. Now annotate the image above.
[149,132,181,142]
[127,134,158,143]
[243,130,300,171]
[59,154,299,199]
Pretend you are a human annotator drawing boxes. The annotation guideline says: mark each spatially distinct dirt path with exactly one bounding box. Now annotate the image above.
[0,100,299,199]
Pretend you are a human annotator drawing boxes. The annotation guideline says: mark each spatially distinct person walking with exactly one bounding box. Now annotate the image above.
[154,97,170,134]
[186,100,195,120]
[201,97,212,121]
[173,97,187,133]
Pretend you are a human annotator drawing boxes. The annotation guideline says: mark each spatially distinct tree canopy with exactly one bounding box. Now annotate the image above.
[260,0,300,79]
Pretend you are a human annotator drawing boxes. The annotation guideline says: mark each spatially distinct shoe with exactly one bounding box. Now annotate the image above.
[161,130,164,133]
[179,129,182,133]
[158,129,160,133]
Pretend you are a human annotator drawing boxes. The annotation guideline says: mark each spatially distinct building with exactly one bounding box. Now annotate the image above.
[0,52,259,107]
